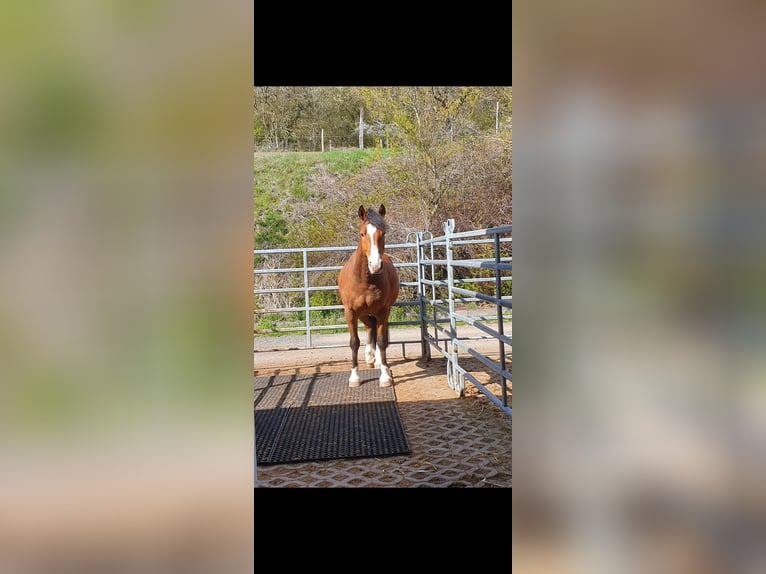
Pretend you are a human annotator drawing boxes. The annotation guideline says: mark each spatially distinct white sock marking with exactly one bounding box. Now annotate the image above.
[349,367,360,385]
[379,365,392,385]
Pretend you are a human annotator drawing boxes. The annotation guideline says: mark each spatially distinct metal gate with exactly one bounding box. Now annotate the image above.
[254,221,511,415]
[253,240,423,352]
[416,220,512,415]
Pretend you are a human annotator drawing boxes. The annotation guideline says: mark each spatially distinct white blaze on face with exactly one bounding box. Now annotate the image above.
[366,223,382,273]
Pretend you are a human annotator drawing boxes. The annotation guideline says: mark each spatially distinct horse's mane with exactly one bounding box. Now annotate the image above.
[364,208,387,233]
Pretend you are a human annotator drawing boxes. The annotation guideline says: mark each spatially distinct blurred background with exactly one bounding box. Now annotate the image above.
[513,1,765,573]
[0,1,253,572]
[4,0,766,570]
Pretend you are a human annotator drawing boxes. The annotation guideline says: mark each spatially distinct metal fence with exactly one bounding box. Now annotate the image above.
[416,220,512,415]
[253,241,422,351]
[254,221,512,415]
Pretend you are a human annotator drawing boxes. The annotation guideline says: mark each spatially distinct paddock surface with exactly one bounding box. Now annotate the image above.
[254,329,512,487]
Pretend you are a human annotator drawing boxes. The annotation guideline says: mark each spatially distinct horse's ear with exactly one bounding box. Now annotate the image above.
[358,205,365,219]
[379,204,386,217]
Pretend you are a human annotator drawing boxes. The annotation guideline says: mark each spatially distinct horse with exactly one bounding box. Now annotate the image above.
[338,204,400,387]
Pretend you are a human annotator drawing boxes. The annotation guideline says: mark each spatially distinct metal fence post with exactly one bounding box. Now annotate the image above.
[494,231,509,407]
[429,236,439,352]
[415,232,430,361]
[303,249,311,348]
[443,219,463,396]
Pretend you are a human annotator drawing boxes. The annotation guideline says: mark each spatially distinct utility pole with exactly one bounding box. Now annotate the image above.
[496,100,500,134]
[321,129,324,152]
[359,107,364,149]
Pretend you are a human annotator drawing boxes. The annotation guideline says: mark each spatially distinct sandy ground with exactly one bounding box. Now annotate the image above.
[254,324,511,401]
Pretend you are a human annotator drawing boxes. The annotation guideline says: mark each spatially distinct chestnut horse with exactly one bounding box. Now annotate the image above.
[338,204,400,387]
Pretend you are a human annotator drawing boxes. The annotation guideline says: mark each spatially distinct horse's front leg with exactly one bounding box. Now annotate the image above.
[345,308,361,387]
[375,313,392,387]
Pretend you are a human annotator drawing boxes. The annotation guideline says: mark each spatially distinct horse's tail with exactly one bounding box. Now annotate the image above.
[367,315,377,332]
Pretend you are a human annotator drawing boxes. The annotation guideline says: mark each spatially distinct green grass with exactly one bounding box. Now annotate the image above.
[254,148,389,206]
[254,148,391,249]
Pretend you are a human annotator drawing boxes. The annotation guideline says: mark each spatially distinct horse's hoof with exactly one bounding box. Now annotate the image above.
[350,380,361,388]
[365,356,376,365]
[349,369,360,387]
[379,373,392,387]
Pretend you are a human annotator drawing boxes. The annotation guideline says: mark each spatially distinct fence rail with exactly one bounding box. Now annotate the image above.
[254,242,422,348]
[416,221,512,415]
[254,221,512,415]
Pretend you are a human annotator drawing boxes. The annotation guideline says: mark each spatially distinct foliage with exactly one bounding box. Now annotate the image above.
[253,87,366,151]
[254,149,388,249]
[253,86,512,153]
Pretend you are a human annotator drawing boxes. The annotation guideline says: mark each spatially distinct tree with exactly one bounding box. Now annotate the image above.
[253,87,312,149]
[254,87,366,151]
[360,87,484,228]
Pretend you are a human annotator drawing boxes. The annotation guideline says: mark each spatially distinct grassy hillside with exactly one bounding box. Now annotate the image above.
[254,149,389,248]
[254,148,402,336]
[253,144,511,336]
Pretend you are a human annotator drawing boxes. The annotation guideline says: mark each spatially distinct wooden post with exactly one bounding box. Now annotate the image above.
[359,107,364,150]
[321,129,324,152]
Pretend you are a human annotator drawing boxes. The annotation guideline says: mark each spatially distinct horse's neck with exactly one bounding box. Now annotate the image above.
[352,243,388,284]
[353,244,371,282]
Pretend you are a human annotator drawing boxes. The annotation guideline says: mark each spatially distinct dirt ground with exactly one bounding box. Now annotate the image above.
[254,332,512,488]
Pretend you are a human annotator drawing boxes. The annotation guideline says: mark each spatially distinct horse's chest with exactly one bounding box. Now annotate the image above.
[364,289,383,307]
[351,286,383,309]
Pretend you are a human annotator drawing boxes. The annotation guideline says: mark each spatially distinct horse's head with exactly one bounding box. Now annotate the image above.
[357,204,387,275]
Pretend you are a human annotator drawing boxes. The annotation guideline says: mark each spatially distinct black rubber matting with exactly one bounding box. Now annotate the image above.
[254,371,411,465]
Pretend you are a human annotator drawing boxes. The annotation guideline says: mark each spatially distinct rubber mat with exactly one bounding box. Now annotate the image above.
[254,371,411,465]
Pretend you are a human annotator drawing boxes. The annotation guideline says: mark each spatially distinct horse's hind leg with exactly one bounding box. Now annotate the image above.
[363,316,377,365]
[375,313,393,387]
[345,308,361,387]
